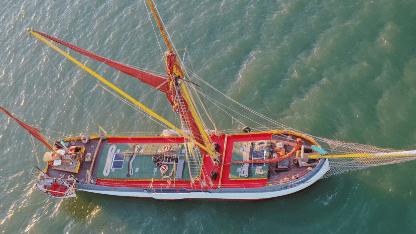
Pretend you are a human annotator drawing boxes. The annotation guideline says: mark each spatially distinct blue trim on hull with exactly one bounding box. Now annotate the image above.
[76,158,328,197]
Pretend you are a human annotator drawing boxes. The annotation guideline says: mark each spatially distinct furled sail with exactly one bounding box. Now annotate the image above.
[32,30,170,93]
[0,106,53,150]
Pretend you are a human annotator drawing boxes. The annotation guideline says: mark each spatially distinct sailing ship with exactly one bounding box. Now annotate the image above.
[3,0,416,200]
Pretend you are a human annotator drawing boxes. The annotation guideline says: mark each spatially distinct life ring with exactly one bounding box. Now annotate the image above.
[163,145,171,152]
[160,164,169,174]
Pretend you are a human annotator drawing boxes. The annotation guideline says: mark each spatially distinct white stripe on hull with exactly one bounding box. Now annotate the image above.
[78,160,330,200]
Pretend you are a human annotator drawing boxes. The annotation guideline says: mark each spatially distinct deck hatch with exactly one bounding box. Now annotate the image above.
[111,153,125,169]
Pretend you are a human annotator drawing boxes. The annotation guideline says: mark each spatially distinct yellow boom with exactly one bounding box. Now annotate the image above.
[28,29,209,152]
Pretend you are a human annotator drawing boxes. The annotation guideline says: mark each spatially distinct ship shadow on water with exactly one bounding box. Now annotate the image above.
[33,162,416,234]
[57,176,343,233]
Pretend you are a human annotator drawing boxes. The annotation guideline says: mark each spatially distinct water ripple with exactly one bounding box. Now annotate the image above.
[0,0,416,233]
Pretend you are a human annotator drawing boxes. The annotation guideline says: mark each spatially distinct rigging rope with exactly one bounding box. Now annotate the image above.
[195,88,267,128]
[144,1,168,69]
[29,3,416,181]
[36,39,108,136]
[185,70,218,133]
[189,68,288,128]
[30,135,40,166]
[96,82,168,130]
[30,29,211,152]
[181,66,416,178]
[137,80,168,101]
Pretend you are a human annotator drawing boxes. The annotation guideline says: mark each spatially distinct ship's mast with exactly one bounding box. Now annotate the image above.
[146,0,173,53]
[28,29,212,153]
[146,0,216,159]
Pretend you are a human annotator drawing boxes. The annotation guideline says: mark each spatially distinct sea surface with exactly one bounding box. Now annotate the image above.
[1,0,416,233]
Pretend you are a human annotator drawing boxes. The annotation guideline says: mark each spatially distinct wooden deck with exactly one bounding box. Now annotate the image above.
[45,132,322,191]
[46,137,108,183]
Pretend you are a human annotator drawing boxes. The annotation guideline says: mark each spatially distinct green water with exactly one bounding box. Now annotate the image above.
[1,0,416,233]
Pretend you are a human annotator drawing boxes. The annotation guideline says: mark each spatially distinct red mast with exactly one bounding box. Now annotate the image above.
[146,0,216,157]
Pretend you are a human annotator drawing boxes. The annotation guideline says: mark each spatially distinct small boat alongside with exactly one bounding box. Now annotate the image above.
[36,174,76,198]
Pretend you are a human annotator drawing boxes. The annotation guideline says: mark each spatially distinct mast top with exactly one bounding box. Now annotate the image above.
[146,0,173,53]
[145,0,217,159]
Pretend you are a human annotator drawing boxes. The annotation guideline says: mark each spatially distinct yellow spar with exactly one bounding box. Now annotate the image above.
[146,0,217,158]
[28,29,210,153]
[180,82,216,157]
[309,151,416,159]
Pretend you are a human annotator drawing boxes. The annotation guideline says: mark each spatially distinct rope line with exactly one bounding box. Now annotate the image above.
[36,39,108,135]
